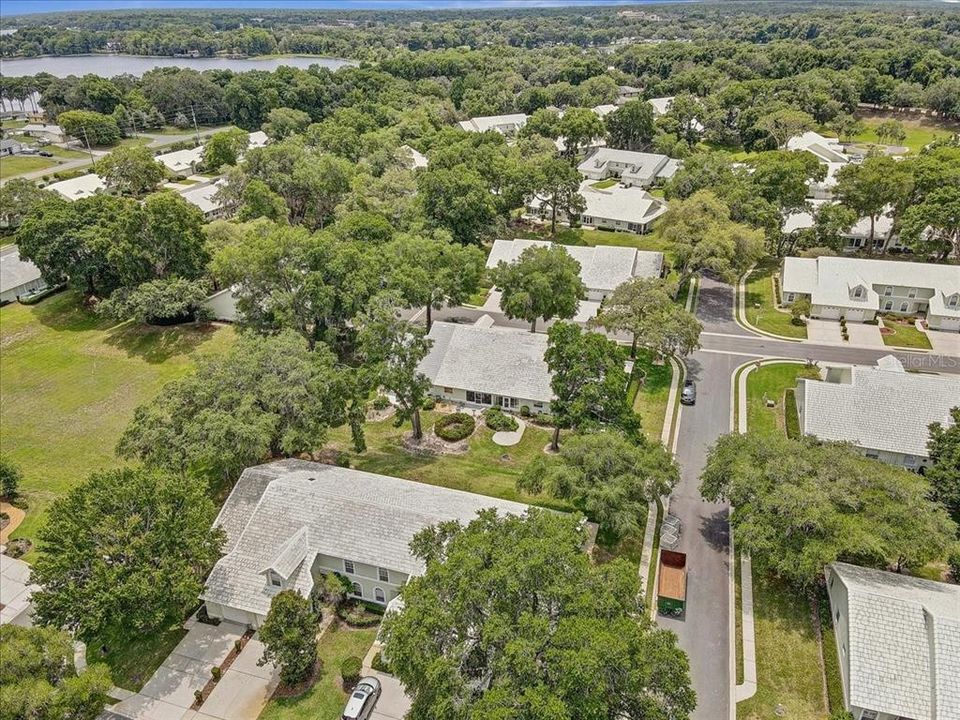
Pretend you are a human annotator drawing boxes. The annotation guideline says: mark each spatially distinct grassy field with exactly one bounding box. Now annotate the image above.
[0,292,235,557]
[850,114,958,155]
[880,316,932,349]
[698,140,760,162]
[745,362,818,439]
[0,155,57,178]
[260,624,379,720]
[628,350,674,444]
[743,262,807,339]
[737,578,828,720]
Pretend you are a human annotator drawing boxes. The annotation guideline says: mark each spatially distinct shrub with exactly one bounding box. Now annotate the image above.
[484,407,518,432]
[371,395,390,411]
[1,453,23,498]
[948,547,960,582]
[234,639,242,653]
[790,297,811,325]
[194,689,204,705]
[211,666,221,681]
[520,405,531,417]
[434,412,476,442]
[370,651,390,674]
[340,656,362,685]
[337,601,383,628]
[332,451,351,468]
[422,397,436,410]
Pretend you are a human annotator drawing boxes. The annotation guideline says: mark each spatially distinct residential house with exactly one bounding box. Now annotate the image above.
[156,145,204,176]
[0,554,37,626]
[576,147,679,188]
[179,180,232,220]
[592,104,619,118]
[526,179,667,235]
[45,173,106,200]
[794,355,959,470]
[202,286,240,322]
[0,245,46,304]
[201,459,529,626]
[782,200,903,253]
[247,130,268,149]
[399,144,429,169]
[616,85,643,104]
[786,131,853,199]
[647,96,674,117]
[780,255,960,330]
[18,123,67,144]
[825,562,960,720]
[419,317,554,414]
[0,139,23,156]
[457,113,528,135]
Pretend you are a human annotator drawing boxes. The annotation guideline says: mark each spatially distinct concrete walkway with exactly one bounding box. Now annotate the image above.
[491,417,526,446]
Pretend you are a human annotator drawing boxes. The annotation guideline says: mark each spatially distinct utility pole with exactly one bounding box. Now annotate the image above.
[190,104,201,145]
[129,111,138,138]
[81,126,96,171]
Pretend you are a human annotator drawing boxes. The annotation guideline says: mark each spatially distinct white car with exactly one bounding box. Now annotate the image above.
[341,676,382,720]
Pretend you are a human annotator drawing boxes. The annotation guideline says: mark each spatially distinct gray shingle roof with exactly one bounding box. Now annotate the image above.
[202,460,529,616]
[419,321,553,403]
[829,562,960,720]
[0,245,42,293]
[797,356,959,458]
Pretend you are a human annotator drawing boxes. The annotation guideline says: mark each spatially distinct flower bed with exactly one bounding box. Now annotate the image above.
[484,407,518,432]
[434,412,476,442]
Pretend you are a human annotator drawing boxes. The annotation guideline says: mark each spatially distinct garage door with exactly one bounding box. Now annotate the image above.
[815,306,840,320]
[221,605,259,628]
[845,310,865,322]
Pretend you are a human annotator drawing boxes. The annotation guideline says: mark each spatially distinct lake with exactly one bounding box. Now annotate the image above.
[0,53,356,78]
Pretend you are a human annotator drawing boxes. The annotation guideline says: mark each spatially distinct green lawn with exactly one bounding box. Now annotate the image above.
[698,140,760,162]
[737,577,828,720]
[746,363,819,438]
[849,115,958,155]
[45,145,90,160]
[261,624,379,720]
[628,350,674,444]
[0,292,235,558]
[116,136,152,148]
[743,262,807,339]
[91,623,189,692]
[0,155,57,178]
[880,316,932,349]
[591,178,618,189]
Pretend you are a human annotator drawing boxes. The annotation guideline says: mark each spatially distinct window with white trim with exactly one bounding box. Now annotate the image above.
[374,587,386,603]
[883,286,893,296]
[466,390,492,405]
[908,287,917,298]
[900,301,909,312]
[860,711,878,720]
[351,582,362,597]
[269,571,282,588]
[343,559,355,574]
[883,300,893,311]
[949,294,959,309]
[378,567,389,583]
[853,286,864,299]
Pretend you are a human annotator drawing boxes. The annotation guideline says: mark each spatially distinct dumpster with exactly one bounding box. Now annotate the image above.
[657,550,687,616]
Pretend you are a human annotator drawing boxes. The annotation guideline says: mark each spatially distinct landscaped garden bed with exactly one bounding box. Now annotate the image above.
[879,316,931,349]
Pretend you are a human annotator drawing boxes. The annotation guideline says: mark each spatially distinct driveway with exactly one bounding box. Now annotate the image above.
[807,319,841,344]
[926,329,960,356]
[846,322,884,347]
[369,671,412,720]
[193,636,279,720]
[109,621,250,720]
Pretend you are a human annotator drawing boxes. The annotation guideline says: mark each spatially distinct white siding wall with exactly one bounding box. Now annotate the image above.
[826,568,852,713]
[428,385,551,415]
[0,277,47,304]
[312,553,408,606]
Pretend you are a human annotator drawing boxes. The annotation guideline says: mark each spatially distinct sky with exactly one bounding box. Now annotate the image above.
[2,0,677,17]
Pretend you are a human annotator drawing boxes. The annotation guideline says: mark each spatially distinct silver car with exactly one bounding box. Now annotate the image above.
[680,380,697,405]
[342,676,382,720]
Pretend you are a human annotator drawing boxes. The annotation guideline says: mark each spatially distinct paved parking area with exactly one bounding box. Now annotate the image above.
[926,329,960,356]
[369,671,412,720]
[846,321,884,347]
[807,319,840,344]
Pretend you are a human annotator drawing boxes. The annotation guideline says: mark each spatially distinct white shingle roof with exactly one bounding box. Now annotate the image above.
[798,356,959,458]
[781,256,960,311]
[782,200,894,239]
[486,238,663,294]
[156,145,204,174]
[46,173,105,200]
[787,131,849,164]
[0,245,42,293]
[179,180,225,214]
[247,130,268,149]
[828,562,960,720]
[202,459,528,616]
[419,320,553,403]
[458,114,528,133]
[577,148,673,185]
[648,96,673,116]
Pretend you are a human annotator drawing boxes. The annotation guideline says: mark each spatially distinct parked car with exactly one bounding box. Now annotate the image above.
[680,380,697,405]
[342,676,382,720]
[38,150,53,157]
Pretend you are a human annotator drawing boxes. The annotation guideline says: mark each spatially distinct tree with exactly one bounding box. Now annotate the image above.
[605,99,656,151]
[0,178,52,229]
[31,467,223,641]
[356,292,432,441]
[203,128,249,171]
[545,322,638,451]
[0,453,22,498]
[238,178,289,223]
[591,277,701,358]
[96,145,165,197]
[899,186,960,260]
[755,108,815,148]
[258,590,318,686]
[661,92,704,144]
[658,190,766,289]
[874,119,906,146]
[557,106,605,158]
[489,244,585,332]
[519,432,679,541]
[700,433,957,587]
[386,234,485,331]
[0,625,113,720]
[97,277,210,324]
[812,202,858,252]
[381,510,695,720]
[835,156,913,252]
[826,113,864,143]
[528,155,585,236]
[418,167,497,245]
[928,407,960,526]
[57,109,121,146]
[262,106,311,141]
[118,331,356,481]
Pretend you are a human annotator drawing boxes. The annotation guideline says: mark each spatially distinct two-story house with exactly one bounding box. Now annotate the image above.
[201,459,529,627]
[780,256,960,331]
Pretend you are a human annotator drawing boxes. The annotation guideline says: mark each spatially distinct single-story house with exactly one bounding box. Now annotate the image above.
[825,561,960,720]
[202,286,240,321]
[616,85,642,104]
[458,113,528,135]
[0,139,23,156]
[592,104,619,118]
[399,144,429,169]
[795,355,960,470]
[782,200,903,253]
[780,255,960,330]
[526,179,668,235]
[46,173,106,200]
[201,459,529,627]
[786,131,852,199]
[156,145,204,176]
[0,245,46,304]
[418,317,554,414]
[247,130,268,149]
[486,238,664,304]
[179,180,231,220]
[18,123,67,144]
[577,147,679,188]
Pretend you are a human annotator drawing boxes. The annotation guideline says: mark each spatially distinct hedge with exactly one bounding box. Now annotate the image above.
[435,412,476,442]
[484,407,518,432]
[340,656,362,684]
